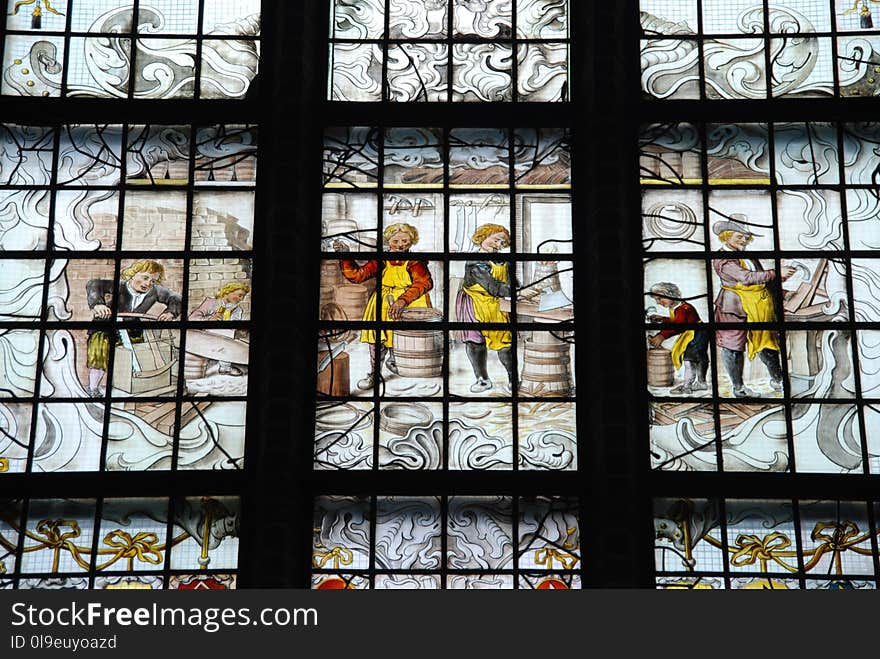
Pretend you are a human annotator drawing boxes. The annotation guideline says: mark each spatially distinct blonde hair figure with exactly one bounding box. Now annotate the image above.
[383,223,419,245]
[456,222,516,393]
[84,259,182,397]
[188,281,251,376]
[334,220,434,390]
[215,282,251,299]
[121,259,165,283]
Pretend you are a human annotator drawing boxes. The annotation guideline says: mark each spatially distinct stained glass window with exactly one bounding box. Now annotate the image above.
[642,121,880,475]
[1,0,260,99]
[312,495,579,589]
[317,126,575,473]
[0,496,240,589]
[0,123,256,474]
[328,0,570,102]
[640,0,880,99]
[654,498,880,589]
[318,0,580,591]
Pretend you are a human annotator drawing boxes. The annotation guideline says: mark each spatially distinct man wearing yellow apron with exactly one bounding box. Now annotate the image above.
[336,223,433,390]
[712,216,795,398]
[455,224,516,393]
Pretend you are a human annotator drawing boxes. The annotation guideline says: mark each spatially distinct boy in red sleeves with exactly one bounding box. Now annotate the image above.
[647,281,709,394]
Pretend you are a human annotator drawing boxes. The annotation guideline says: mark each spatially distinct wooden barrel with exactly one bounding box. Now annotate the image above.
[184,353,208,381]
[393,308,443,378]
[520,332,573,396]
[321,260,344,285]
[647,347,674,387]
[320,261,344,309]
[320,288,335,310]
[336,283,373,321]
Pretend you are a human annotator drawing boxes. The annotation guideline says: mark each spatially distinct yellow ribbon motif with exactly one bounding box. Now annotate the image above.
[803,521,874,573]
[31,519,86,571]
[100,531,164,569]
[842,0,879,15]
[10,0,64,16]
[313,546,354,569]
[3,500,224,574]
[730,532,799,572]
[34,519,81,548]
[534,547,579,570]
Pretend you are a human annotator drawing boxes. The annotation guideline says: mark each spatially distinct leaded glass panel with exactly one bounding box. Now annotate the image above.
[312,495,580,589]
[316,126,576,472]
[0,123,256,473]
[1,0,260,99]
[329,0,570,102]
[0,496,239,588]
[643,122,880,474]
[654,498,880,588]
[640,1,880,99]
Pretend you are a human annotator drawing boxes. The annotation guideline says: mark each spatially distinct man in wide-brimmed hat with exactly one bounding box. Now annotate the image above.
[713,214,795,397]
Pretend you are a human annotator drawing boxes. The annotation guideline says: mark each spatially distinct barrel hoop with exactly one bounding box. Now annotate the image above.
[522,374,573,384]
[524,344,572,353]
[522,356,570,366]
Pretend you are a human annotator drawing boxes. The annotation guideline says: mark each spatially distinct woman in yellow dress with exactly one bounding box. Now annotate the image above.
[455,223,516,393]
[335,223,433,389]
